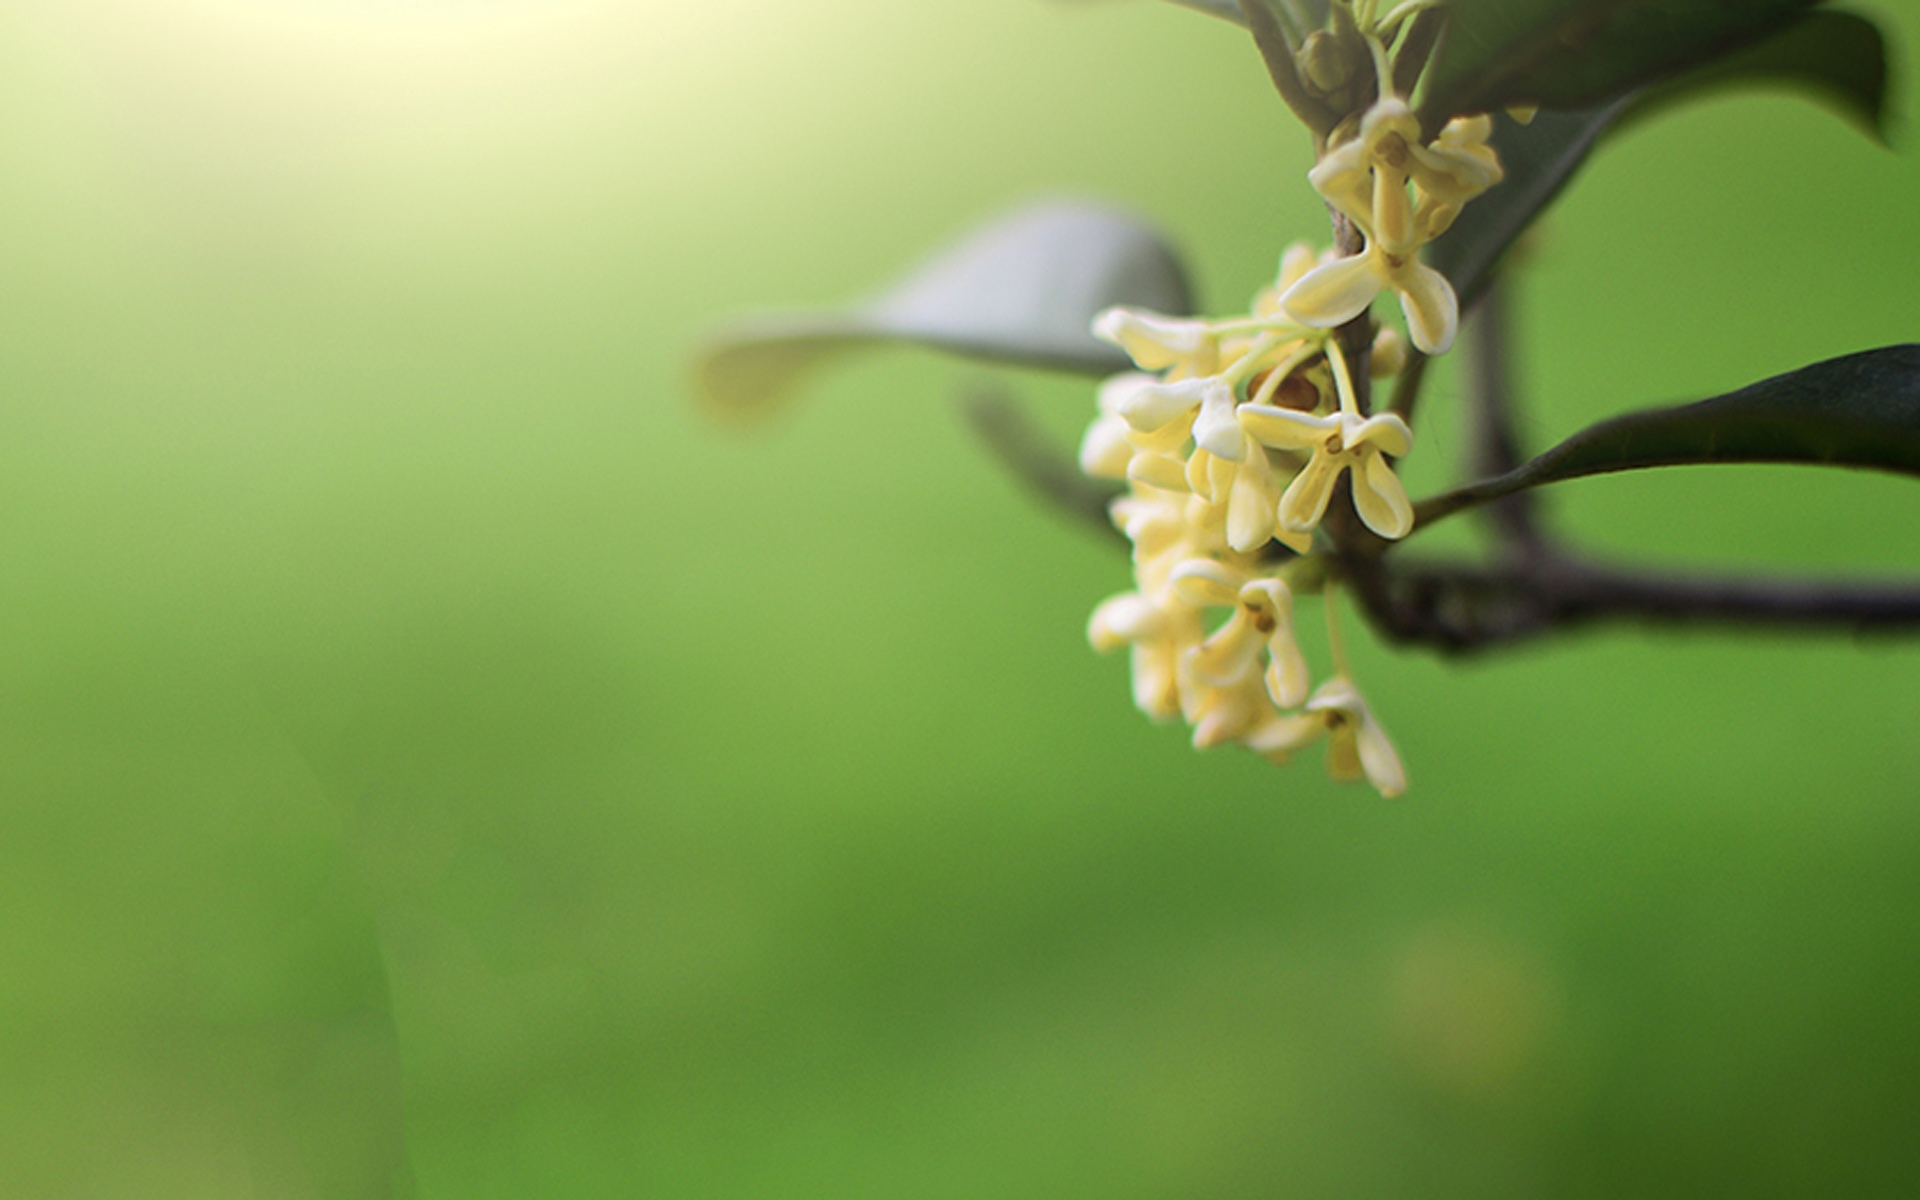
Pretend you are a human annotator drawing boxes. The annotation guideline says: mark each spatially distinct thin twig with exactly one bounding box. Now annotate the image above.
[1462,277,1548,557]
[956,382,1125,545]
[1386,348,1429,421]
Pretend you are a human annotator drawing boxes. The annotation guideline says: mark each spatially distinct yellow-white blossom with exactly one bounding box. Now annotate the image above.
[1280,83,1504,357]
[1280,233,1459,356]
[1242,674,1407,797]
[1088,590,1203,722]
[1239,406,1415,539]
[1092,310,1220,379]
[1170,560,1310,709]
[1120,375,1247,462]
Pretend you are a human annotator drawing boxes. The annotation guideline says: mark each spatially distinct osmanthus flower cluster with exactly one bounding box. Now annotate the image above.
[1079,6,1503,797]
[700,0,1908,800]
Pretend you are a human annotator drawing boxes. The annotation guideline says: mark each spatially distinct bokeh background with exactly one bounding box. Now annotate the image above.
[3,1,1919,1196]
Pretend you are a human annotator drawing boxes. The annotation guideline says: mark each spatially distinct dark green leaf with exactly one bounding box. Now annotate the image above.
[692,202,1194,423]
[1415,346,1920,528]
[1420,0,1819,121]
[1615,8,1891,144]
[1428,8,1890,306]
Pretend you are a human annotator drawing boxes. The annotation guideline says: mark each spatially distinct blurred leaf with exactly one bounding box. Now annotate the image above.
[1416,346,1920,527]
[1426,101,1626,308]
[1159,1,1335,43]
[693,202,1193,424]
[1245,0,1342,134]
[1617,8,1891,144]
[1162,0,1249,26]
[1420,0,1820,120]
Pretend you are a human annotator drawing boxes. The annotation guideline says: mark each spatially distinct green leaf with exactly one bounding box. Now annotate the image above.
[1161,0,1249,27]
[1616,8,1891,144]
[1415,346,1920,529]
[692,202,1194,424]
[1427,8,1891,305]
[1419,0,1820,121]
[1159,1,1333,43]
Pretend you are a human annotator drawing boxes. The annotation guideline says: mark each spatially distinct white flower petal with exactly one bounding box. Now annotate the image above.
[1095,372,1157,417]
[1127,452,1191,492]
[1308,142,1374,231]
[1393,259,1458,355]
[1240,404,1337,452]
[1280,253,1384,329]
[1187,615,1263,688]
[1169,559,1245,609]
[1354,449,1414,540]
[1087,593,1160,651]
[1347,411,1413,457]
[1277,452,1344,533]
[1372,165,1416,256]
[1093,310,1214,373]
[1224,447,1279,553]
[1131,640,1183,720]
[1265,636,1310,710]
[1355,711,1408,797]
[1119,377,1208,434]
[1190,681,1263,748]
[1241,711,1324,764]
[1192,378,1246,461]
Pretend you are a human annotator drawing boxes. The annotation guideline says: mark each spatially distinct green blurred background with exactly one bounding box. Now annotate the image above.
[2,1,1919,1196]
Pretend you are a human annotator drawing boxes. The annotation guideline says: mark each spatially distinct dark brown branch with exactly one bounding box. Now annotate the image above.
[956,382,1125,545]
[1340,545,1920,656]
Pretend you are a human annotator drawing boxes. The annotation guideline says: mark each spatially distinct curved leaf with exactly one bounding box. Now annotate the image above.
[692,201,1194,423]
[1428,8,1891,306]
[1616,8,1891,144]
[1419,0,1819,121]
[1415,346,1920,528]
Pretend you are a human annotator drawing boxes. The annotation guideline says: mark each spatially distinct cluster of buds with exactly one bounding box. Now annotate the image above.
[1079,14,1506,797]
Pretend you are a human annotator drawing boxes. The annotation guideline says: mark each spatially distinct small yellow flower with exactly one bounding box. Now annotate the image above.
[1088,591,1204,722]
[1279,239,1458,356]
[1410,114,1504,206]
[1284,95,1501,357]
[1120,375,1247,462]
[1308,97,1425,254]
[1238,406,1415,539]
[1184,437,1316,556]
[1170,561,1310,709]
[1242,674,1408,797]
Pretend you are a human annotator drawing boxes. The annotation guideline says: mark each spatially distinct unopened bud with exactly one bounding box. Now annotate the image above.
[1298,32,1358,97]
